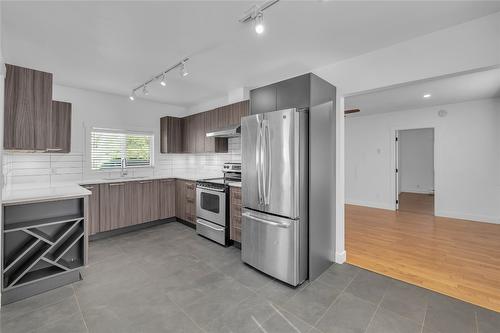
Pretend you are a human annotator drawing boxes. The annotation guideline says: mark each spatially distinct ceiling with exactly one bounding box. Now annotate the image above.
[3,1,500,107]
[344,67,500,116]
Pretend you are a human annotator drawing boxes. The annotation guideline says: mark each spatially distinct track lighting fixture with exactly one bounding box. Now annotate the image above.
[239,0,279,34]
[254,12,264,34]
[128,57,189,101]
[180,61,189,77]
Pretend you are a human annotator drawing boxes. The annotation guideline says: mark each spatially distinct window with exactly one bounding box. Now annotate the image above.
[91,129,153,170]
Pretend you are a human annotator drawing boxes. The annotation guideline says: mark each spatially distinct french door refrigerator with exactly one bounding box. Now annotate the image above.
[241,108,308,286]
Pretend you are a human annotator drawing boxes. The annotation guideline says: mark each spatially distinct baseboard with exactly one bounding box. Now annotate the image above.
[435,210,500,224]
[346,199,394,211]
[335,250,346,264]
[90,217,176,240]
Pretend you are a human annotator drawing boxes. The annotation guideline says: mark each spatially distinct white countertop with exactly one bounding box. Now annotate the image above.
[79,172,222,185]
[229,182,241,188]
[2,172,223,205]
[2,184,92,205]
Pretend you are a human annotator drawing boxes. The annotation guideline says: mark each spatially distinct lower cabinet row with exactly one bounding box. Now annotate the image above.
[82,179,196,236]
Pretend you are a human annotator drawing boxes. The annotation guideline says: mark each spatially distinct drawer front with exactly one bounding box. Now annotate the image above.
[197,218,225,245]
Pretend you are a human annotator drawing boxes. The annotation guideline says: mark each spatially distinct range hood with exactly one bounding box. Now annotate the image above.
[206,125,241,138]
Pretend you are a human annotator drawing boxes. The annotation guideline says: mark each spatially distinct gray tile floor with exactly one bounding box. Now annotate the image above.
[1,222,499,333]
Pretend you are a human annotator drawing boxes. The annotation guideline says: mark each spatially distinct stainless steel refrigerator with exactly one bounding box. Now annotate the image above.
[241,108,308,286]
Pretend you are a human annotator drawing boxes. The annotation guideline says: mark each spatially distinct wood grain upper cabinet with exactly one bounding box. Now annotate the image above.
[137,180,159,224]
[4,64,53,150]
[82,184,100,236]
[194,113,205,153]
[182,115,196,153]
[50,101,71,153]
[160,116,182,153]
[159,179,176,219]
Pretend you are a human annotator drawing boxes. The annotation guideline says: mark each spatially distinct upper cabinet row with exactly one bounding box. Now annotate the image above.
[160,100,249,154]
[4,64,72,152]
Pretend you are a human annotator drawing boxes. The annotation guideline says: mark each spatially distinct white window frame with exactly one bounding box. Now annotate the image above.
[90,128,154,171]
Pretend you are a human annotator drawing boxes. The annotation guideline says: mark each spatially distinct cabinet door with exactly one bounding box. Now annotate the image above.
[82,184,100,235]
[50,101,72,153]
[185,181,196,225]
[99,183,126,232]
[137,180,159,223]
[276,74,310,110]
[183,115,196,153]
[4,64,53,150]
[125,181,139,227]
[159,179,176,219]
[230,187,242,242]
[160,116,182,153]
[195,113,205,153]
[175,180,186,220]
[204,109,217,153]
[250,84,277,115]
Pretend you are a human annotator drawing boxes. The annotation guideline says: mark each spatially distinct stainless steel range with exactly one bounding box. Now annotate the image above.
[196,163,241,246]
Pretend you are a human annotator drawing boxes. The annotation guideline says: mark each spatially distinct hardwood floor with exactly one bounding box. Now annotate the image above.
[346,204,500,312]
[398,192,434,215]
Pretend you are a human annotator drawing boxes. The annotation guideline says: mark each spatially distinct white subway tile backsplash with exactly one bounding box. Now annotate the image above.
[3,137,241,187]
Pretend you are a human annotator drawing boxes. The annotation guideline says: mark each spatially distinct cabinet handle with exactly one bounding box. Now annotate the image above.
[45,148,62,152]
[109,183,125,186]
[160,179,174,183]
[139,181,153,184]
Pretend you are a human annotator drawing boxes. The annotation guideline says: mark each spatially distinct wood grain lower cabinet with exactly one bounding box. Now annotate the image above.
[159,179,176,219]
[137,180,159,223]
[4,64,53,150]
[175,179,196,225]
[185,181,196,225]
[230,186,242,242]
[82,184,100,235]
[99,182,127,232]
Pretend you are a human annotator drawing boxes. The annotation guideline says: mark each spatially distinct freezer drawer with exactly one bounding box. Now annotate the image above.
[241,209,306,286]
[196,218,226,245]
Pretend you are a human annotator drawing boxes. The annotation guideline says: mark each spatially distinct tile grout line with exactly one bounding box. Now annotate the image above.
[363,290,386,333]
[474,309,479,333]
[420,292,429,333]
[312,268,362,328]
[71,285,89,333]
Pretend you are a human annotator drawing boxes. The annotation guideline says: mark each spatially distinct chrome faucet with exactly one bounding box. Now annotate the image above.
[120,158,128,177]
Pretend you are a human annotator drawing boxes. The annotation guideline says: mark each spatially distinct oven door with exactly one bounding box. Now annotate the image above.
[196,186,226,226]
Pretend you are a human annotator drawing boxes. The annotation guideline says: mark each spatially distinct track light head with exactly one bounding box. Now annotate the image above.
[129,90,136,101]
[180,62,189,77]
[254,12,264,34]
[142,85,149,96]
[160,73,167,86]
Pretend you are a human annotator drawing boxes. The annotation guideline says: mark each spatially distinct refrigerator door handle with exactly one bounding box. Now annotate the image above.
[256,120,263,205]
[264,120,272,206]
[242,212,292,228]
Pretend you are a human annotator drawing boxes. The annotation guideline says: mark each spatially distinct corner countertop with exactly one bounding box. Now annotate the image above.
[79,172,223,185]
[2,184,92,205]
[228,182,241,188]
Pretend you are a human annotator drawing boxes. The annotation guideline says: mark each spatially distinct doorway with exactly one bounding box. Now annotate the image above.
[395,128,435,215]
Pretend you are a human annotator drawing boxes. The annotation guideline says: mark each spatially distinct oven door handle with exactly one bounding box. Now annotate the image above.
[196,185,226,192]
[197,219,225,232]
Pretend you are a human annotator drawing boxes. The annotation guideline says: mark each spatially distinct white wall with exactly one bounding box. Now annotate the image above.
[399,128,434,194]
[346,98,500,224]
